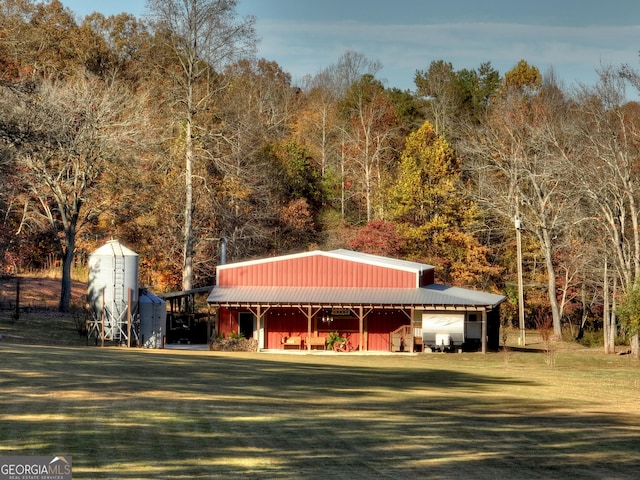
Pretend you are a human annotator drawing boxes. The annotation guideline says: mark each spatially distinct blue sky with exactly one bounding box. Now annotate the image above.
[60,0,640,96]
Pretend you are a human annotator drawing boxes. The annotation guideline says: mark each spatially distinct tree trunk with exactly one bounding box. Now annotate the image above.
[182,118,194,292]
[365,163,372,222]
[632,334,639,358]
[609,276,618,354]
[540,227,562,338]
[546,257,562,339]
[58,230,75,312]
[603,262,612,354]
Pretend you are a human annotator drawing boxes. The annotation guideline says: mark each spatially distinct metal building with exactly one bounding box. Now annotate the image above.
[207,249,506,353]
[139,288,166,348]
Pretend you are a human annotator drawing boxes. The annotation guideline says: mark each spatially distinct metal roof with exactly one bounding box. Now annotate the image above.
[206,285,505,310]
[327,249,434,273]
[217,249,434,274]
[90,239,138,257]
[158,286,213,300]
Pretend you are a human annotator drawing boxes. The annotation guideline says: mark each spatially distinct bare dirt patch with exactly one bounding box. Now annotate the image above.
[0,276,88,346]
[0,275,86,310]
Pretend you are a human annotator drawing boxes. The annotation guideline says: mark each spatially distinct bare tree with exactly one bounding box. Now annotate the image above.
[299,69,341,178]
[571,66,640,354]
[463,66,580,338]
[0,73,147,311]
[298,51,383,222]
[206,58,299,260]
[339,74,400,222]
[145,0,255,291]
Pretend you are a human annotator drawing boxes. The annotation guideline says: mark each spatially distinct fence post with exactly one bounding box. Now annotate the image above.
[13,277,20,321]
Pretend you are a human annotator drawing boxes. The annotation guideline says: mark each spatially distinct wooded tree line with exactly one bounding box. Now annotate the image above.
[2,0,640,353]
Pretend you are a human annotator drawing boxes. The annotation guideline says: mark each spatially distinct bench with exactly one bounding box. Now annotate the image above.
[413,336,424,352]
[307,336,326,350]
[282,336,302,350]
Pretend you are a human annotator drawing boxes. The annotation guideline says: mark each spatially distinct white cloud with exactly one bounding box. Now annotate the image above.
[255,19,640,92]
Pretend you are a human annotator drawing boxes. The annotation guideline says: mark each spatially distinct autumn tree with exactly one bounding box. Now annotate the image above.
[505,59,542,91]
[296,51,384,223]
[387,121,500,286]
[7,0,116,79]
[0,0,34,81]
[0,86,20,271]
[146,0,255,290]
[339,73,400,222]
[81,12,153,82]
[205,58,302,260]
[616,282,640,356]
[0,73,147,311]
[296,68,344,223]
[464,60,582,338]
[348,220,405,257]
[569,66,640,354]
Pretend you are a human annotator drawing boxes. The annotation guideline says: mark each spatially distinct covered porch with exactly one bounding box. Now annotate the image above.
[209,289,498,353]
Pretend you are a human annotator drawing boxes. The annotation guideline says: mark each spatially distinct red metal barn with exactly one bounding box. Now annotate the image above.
[206,250,505,352]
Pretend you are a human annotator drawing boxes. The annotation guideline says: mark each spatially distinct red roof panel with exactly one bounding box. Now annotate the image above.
[217,250,432,289]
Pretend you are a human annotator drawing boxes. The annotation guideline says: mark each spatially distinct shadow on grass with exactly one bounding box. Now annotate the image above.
[1,345,639,479]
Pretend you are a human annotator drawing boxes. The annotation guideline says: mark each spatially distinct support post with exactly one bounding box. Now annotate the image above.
[358,306,364,351]
[515,215,526,347]
[207,305,212,346]
[307,305,312,351]
[127,288,132,347]
[101,290,105,347]
[257,305,262,350]
[481,309,487,354]
[14,277,20,321]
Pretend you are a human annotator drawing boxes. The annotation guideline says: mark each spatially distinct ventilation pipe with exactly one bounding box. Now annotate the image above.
[219,237,228,265]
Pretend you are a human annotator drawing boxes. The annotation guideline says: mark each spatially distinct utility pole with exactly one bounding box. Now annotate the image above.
[515,212,526,347]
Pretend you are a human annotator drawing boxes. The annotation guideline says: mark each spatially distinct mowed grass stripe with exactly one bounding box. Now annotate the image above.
[1,344,639,479]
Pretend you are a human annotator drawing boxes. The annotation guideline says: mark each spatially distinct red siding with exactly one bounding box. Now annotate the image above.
[216,306,414,351]
[265,311,308,348]
[218,253,419,288]
[217,307,238,337]
[366,310,410,351]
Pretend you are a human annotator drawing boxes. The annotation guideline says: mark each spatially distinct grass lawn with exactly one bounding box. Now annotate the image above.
[1,312,640,479]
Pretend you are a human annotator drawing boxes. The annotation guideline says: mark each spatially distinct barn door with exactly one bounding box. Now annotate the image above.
[239,312,255,340]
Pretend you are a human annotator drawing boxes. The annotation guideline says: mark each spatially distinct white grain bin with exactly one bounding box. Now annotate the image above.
[139,288,166,348]
[87,239,139,342]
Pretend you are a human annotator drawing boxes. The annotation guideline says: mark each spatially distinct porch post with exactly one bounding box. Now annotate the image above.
[257,305,264,350]
[481,308,487,354]
[307,305,312,351]
[359,306,364,351]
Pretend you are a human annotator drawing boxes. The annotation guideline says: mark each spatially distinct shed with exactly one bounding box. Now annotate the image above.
[206,249,505,352]
[139,288,166,348]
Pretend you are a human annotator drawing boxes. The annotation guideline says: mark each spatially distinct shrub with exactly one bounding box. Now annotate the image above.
[209,334,258,352]
[578,329,602,348]
[326,331,346,351]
